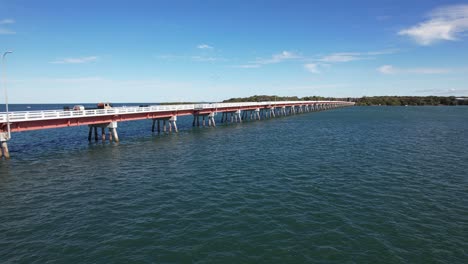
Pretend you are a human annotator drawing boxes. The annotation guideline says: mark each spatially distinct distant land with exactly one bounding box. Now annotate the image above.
[223,95,468,106]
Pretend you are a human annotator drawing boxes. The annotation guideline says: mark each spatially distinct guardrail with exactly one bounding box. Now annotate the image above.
[0,101,353,123]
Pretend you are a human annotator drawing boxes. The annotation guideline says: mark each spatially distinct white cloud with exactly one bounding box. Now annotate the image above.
[377,65,451,74]
[377,65,396,74]
[197,44,213,49]
[191,56,225,62]
[0,19,14,24]
[50,56,99,64]
[235,51,301,69]
[233,64,261,68]
[318,50,396,63]
[319,53,361,62]
[407,68,450,74]
[0,28,15,34]
[398,4,468,45]
[37,77,105,83]
[304,63,320,74]
[254,51,301,65]
[0,18,15,34]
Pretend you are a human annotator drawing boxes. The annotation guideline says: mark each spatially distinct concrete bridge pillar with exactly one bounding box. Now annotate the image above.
[169,116,178,133]
[291,106,296,115]
[208,112,216,127]
[0,132,10,159]
[235,110,242,123]
[269,107,276,118]
[281,106,286,116]
[108,122,119,142]
[88,122,119,143]
[254,108,261,120]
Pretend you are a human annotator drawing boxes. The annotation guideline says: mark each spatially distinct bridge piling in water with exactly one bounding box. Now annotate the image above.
[0,141,9,159]
[169,116,178,133]
[208,112,216,127]
[94,127,98,142]
[88,122,119,143]
[0,133,9,159]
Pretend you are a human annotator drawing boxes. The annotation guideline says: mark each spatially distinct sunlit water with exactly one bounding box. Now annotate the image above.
[1,106,467,263]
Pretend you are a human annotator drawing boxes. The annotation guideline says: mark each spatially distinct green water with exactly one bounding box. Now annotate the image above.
[1,106,467,263]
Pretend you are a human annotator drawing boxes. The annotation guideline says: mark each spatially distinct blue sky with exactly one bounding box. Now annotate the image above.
[1,0,468,103]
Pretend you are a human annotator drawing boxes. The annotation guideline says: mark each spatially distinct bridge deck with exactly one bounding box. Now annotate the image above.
[0,101,354,133]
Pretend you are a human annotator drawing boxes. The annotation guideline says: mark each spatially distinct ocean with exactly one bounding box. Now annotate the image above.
[1,105,467,263]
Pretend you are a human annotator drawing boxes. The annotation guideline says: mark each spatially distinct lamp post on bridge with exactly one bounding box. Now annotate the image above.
[2,51,13,140]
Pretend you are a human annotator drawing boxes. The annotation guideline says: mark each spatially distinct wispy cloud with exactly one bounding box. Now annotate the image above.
[415,88,468,95]
[319,53,361,63]
[318,50,396,63]
[304,63,320,74]
[398,4,468,45]
[236,49,396,72]
[36,77,105,83]
[197,44,214,49]
[377,65,396,74]
[157,54,225,62]
[50,56,99,64]
[191,56,225,62]
[254,51,301,65]
[377,65,452,74]
[232,64,261,69]
[0,28,15,34]
[0,18,15,34]
[0,19,14,24]
[237,51,301,68]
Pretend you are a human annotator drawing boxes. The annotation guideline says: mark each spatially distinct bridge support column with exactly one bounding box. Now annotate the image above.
[208,112,216,127]
[151,119,162,133]
[87,122,119,143]
[219,112,224,124]
[101,127,106,141]
[169,116,178,133]
[94,127,98,141]
[108,122,119,142]
[269,107,276,118]
[235,110,242,123]
[88,126,92,141]
[0,133,10,159]
[254,108,261,120]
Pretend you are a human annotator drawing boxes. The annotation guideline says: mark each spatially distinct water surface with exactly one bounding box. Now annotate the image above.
[1,106,467,263]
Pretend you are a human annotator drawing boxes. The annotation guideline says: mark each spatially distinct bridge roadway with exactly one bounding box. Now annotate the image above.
[0,100,354,158]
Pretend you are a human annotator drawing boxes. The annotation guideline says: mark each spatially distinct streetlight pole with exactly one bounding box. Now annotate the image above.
[2,51,13,140]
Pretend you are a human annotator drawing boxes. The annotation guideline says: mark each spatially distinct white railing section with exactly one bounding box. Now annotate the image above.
[0,101,354,123]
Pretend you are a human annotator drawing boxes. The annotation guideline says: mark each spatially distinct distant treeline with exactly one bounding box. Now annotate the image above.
[355,96,468,106]
[223,95,339,102]
[223,95,468,106]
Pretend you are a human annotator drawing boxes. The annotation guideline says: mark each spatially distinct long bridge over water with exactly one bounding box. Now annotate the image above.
[0,100,354,158]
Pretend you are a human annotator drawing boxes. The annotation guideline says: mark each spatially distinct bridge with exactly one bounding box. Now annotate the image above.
[0,100,354,158]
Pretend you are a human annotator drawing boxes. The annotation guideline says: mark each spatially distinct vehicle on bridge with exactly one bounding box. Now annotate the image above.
[97,102,112,109]
[64,103,113,111]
